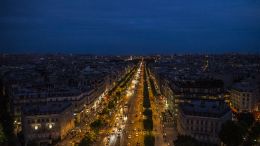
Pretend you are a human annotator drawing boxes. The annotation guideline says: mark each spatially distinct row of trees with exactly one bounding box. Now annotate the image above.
[143,67,153,131]
[90,119,105,132]
[78,118,105,146]
[143,65,155,146]
[102,65,138,115]
[219,113,259,146]
[174,135,218,146]
[78,131,97,146]
[146,68,158,97]
[219,120,246,146]
[174,135,200,146]
[0,78,15,146]
[0,124,6,144]
[78,65,139,145]
[108,65,138,106]
[144,133,155,146]
[244,122,260,146]
[143,109,153,131]
[143,68,151,109]
[149,78,158,96]
[107,65,138,96]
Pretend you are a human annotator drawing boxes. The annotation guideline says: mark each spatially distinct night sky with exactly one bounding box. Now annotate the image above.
[0,0,260,54]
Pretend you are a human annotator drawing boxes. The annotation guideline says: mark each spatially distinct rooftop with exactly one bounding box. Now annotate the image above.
[174,79,224,89]
[233,80,258,92]
[23,101,72,116]
[179,99,231,118]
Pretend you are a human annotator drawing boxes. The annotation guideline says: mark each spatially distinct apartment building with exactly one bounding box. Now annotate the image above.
[177,99,232,144]
[230,80,259,113]
[22,101,74,145]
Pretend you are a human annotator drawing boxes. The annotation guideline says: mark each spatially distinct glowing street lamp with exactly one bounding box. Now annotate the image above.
[48,124,53,129]
[34,125,39,130]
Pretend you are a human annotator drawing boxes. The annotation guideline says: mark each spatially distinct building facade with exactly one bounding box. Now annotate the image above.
[230,81,259,113]
[22,102,74,145]
[177,99,232,145]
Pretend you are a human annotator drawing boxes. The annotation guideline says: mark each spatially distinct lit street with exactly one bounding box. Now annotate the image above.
[100,61,144,146]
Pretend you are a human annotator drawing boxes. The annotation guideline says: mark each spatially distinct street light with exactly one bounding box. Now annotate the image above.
[48,124,53,129]
[34,125,39,130]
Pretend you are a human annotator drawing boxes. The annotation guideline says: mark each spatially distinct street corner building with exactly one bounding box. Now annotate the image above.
[177,99,232,145]
[21,101,74,145]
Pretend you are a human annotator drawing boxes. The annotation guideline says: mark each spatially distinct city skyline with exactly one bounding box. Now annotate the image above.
[1,0,260,145]
[1,54,260,146]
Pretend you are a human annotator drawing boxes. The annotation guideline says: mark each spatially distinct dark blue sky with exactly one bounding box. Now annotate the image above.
[0,0,260,54]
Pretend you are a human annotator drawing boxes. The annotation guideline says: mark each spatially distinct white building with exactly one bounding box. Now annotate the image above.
[230,81,259,113]
[22,102,74,145]
[177,99,232,145]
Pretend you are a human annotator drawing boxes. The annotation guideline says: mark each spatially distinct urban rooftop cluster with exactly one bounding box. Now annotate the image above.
[0,54,260,146]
